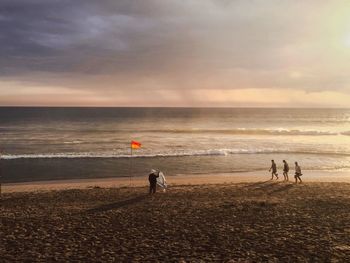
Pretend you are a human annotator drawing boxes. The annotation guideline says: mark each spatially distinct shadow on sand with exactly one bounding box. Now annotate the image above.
[242,180,272,188]
[86,194,147,213]
[242,180,294,195]
[267,184,294,195]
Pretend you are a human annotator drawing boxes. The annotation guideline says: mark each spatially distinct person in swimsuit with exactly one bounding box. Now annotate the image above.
[269,160,279,180]
[283,160,289,181]
[294,162,303,184]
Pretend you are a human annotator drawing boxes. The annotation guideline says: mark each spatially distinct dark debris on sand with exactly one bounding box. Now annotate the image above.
[1,182,350,262]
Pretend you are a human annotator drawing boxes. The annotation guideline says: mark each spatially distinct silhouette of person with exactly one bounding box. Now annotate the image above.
[283,160,289,181]
[269,160,278,180]
[148,169,159,194]
[294,162,303,184]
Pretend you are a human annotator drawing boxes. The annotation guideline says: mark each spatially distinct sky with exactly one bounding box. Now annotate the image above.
[1,0,350,107]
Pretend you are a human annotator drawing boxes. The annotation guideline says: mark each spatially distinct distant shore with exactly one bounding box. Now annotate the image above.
[3,170,350,193]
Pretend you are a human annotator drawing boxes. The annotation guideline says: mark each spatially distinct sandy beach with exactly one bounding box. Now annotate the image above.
[3,0,350,260]
[2,172,350,262]
[3,170,350,193]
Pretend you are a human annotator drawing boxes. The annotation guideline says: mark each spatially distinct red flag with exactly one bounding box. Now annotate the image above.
[131,140,141,149]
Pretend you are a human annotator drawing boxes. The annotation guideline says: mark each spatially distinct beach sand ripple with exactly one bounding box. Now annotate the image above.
[1,182,350,262]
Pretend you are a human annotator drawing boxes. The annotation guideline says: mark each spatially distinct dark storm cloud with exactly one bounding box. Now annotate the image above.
[0,0,349,106]
[0,0,85,74]
[0,0,200,76]
[0,0,303,77]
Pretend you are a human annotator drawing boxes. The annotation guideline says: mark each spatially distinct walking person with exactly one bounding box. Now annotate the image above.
[148,169,159,194]
[283,160,289,181]
[269,160,278,180]
[294,162,303,184]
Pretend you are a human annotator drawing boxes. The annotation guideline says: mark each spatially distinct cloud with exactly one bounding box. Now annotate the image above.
[0,0,349,106]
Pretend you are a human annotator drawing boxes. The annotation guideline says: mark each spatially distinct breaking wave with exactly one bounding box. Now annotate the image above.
[341,131,350,136]
[0,127,345,136]
[138,128,339,136]
[63,140,84,144]
[2,148,350,160]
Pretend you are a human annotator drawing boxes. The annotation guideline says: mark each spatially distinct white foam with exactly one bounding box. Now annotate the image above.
[2,148,350,160]
[139,128,339,136]
[341,131,350,136]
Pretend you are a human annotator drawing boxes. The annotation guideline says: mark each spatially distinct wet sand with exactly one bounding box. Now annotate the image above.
[2,177,350,261]
[3,170,350,193]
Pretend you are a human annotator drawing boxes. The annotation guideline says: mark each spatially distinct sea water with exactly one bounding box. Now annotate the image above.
[1,107,350,183]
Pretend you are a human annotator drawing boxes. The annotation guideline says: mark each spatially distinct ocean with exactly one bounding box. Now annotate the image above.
[1,107,350,183]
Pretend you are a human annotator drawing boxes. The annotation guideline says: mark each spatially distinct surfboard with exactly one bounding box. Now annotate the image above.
[157,171,167,189]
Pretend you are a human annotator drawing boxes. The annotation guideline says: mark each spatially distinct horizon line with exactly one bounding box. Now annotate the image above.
[0,106,349,109]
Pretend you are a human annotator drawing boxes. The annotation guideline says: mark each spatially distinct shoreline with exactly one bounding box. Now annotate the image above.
[3,170,350,193]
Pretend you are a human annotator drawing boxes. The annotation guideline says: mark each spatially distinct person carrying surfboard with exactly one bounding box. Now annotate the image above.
[148,169,159,194]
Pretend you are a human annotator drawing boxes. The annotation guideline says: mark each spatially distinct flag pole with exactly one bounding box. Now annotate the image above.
[0,152,2,198]
[129,143,132,187]
[129,141,140,189]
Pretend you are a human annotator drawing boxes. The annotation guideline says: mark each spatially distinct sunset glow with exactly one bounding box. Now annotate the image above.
[1,0,350,107]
